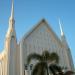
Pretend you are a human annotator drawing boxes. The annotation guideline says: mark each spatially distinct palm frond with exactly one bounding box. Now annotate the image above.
[49,64,64,75]
[42,51,59,63]
[42,50,50,61]
[27,53,43,64]
[50,52,59,63]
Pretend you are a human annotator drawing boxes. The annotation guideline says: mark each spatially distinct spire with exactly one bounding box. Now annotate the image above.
[59,18,64,36]
[58,18,69,48]
[11,0,14,19]
[9,0,15,29]
[6,0,16,38]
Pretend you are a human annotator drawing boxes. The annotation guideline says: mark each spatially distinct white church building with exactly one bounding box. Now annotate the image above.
[0,0,74,75]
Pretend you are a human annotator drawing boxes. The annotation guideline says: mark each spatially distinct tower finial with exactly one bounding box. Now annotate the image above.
[9,0,15,29]
[11,0,14,19]
[59,18,64,36]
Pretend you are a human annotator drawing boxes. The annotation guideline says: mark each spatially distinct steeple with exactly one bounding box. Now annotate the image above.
[11,0,14,19]
[58,18,69,48]
[6,0,16,38]
[9,0,15,29]
[59,18,64,36]
[5,0,16,49]
[5,1,17,75]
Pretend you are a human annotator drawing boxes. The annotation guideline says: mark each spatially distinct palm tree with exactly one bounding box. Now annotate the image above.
[27,50,59,75]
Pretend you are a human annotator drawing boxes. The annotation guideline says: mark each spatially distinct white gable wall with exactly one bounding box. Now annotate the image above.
[20,20,74,75]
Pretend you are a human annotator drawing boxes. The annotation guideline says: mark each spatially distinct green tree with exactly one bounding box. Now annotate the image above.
[27,50,59,75]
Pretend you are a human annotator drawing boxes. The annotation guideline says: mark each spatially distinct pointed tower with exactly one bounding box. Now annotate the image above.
[59,19,68,48]
[6,0,15,38]
[4,0,18,75]
[59,19,74,71]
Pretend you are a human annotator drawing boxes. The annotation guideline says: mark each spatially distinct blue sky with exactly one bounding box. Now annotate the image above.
[0,0,75,67]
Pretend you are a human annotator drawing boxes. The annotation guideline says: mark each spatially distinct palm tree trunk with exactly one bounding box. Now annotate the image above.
[46,64,49,75]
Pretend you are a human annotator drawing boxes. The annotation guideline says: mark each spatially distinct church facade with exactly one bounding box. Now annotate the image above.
[0,0,74,75]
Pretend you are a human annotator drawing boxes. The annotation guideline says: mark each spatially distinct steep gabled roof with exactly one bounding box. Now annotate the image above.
[19,19,63,47]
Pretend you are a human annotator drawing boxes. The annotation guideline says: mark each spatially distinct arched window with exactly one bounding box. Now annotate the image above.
[30,64,33,70]
[24,64,28,70]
